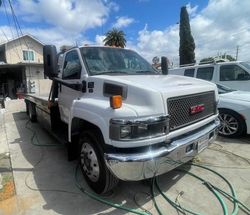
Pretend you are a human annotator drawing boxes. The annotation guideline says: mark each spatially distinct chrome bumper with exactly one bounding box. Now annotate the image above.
[104,119,220,181]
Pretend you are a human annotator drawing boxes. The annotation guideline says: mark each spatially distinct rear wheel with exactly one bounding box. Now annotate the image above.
[79,130,119,194]
[218,109,246,137]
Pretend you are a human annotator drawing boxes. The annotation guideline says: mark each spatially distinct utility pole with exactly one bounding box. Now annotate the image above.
[236,45,239,60]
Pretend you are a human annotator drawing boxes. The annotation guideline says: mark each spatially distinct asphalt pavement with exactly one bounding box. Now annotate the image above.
[0,103,249,215]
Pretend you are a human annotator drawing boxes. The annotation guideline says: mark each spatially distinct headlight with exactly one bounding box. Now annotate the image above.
[110,115,169,141]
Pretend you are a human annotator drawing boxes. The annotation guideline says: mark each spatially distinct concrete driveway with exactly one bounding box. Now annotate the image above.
[0,106,250,215]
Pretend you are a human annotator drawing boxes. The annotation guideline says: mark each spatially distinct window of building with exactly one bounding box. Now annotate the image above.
[220,65,250,81]
[184,69,195,77]
[62,50,82,79]
[23,50,34,61]
[196,67,214,81]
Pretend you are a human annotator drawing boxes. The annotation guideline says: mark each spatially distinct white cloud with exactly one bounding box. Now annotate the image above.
[113,16,135,28]
[15,0,116,33]
[133,0,250,65]
[0,0,118,49]
[95,34,105,45]
[0,25,91,50]
[186,3,198,17]
[2,0,250,66]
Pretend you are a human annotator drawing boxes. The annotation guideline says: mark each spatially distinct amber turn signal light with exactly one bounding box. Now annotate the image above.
[110,95,122,109]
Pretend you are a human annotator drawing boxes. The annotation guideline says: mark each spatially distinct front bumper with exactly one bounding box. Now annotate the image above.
[104,119,220,181]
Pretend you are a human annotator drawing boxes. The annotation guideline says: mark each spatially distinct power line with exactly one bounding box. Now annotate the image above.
[7,0,29,49]
[2,0,21,61]
[2,0,15,39]
[7,0,22,47]
[7,0,33,92]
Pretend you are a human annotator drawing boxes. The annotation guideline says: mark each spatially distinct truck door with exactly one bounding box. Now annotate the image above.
[219,64,250,91]
[58,50,82,123]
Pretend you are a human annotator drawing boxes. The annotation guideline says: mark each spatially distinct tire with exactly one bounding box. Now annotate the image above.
[25,102,29,116]
[218,109,246,137]
[28,102,37,122]
[78,130,119,194]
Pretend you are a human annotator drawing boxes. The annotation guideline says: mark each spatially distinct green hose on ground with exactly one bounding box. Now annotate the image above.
[155,157,246,215]
[190,163,238,215]
[154,177,202,215]
[74,163,151,215]
[213,186,250,214]
[150,177,164,215]
[26,120,65,147]
[26,118,250,215]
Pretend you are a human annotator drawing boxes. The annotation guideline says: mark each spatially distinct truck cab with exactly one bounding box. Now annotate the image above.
[25,45,219,194]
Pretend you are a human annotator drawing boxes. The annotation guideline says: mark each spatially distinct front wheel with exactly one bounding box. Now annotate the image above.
[79,130,119,194]
[218,109,246,137]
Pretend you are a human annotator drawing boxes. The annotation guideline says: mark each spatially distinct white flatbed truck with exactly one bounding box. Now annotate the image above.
[25,45,220,194]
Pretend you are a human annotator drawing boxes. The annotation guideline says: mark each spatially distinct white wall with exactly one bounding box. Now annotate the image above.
[5,36,43,64]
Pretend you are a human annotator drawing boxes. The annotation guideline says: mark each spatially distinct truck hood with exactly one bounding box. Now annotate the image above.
[91,74,218,116]
[96,74,217,97]
[219,91,250,102]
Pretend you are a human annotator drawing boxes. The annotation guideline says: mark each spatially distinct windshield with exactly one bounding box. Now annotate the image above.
[80,47,158,76]
[216,83,237,94]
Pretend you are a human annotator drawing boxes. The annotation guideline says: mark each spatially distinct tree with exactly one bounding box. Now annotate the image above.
[179,6,195,65]
[103,28,126,48]
[199,57,214,64]
[200,54,236,64]
[221,54,236,61]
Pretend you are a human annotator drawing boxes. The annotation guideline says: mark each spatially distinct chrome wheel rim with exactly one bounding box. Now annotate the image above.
[219,113,239,136]
[80,142,100,182]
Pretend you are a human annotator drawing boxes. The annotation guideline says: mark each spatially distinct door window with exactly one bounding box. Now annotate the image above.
[63,51,82,79]
[184,69,195,77]
[196,67,214,81]
[220,65,250,81]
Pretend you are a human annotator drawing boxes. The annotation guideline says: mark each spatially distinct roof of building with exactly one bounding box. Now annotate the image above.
[0,62,43,69]
[0,34,44,47]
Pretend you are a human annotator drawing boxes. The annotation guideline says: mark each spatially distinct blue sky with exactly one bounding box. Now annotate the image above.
[0,0,250,65]
[87,0,208,41]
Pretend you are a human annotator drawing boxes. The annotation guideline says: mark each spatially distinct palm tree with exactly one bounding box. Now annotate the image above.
[103,28,126,48]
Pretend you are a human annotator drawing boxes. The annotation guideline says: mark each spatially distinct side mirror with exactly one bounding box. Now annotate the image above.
[161,56,168,75]
[43,45,58,79]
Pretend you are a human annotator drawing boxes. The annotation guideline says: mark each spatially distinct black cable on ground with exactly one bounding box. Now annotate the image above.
[150,177,164,215]
[24,120,80,196]
[155,177,202,215]
[208,143,250,164]
[74,163,151,215]
[25,119,150,215]
[174,191,186,215]
[133,191,154,215]
[154,156,250,215]
[25,120,64,147]
[24,118,250,215]
[189,163,239,214]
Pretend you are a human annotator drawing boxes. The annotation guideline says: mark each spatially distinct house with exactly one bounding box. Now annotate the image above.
[0,34,45,99]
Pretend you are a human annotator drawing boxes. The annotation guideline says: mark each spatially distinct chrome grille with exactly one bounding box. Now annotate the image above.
[168,91,216,131]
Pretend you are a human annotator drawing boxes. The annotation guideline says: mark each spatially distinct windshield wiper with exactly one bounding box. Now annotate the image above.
[93,71,128,75]
[135,70,156,74]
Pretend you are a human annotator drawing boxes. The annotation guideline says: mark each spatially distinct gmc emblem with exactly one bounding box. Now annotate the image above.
[190,104,205,115]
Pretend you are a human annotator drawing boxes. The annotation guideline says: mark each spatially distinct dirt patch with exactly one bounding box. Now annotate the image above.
[0,173,15,201]
[0,194,39,215]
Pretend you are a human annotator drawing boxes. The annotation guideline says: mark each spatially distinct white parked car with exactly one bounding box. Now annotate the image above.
[217,84,250,137]
[169,61,250,91]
